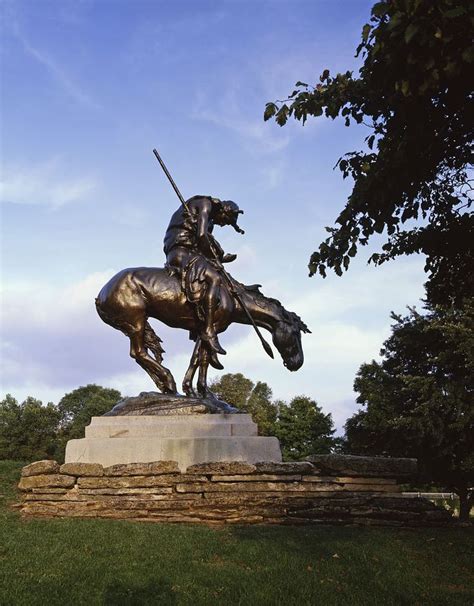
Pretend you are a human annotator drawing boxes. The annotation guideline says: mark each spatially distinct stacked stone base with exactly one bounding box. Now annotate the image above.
[18,458,451,526]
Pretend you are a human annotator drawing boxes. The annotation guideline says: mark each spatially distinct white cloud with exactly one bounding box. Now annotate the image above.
[192,88,290,154]
[0,159,97,208]
[13,25,99,109]
[0,270,203,400]
[207,256,425,431]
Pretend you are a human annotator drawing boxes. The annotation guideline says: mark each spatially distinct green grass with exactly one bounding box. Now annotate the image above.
[1,461,472,606]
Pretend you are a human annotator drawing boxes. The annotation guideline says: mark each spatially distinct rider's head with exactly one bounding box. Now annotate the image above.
[211,198,245,233]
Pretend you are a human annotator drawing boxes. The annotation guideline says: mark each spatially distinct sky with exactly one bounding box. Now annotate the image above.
[0,0,426,431]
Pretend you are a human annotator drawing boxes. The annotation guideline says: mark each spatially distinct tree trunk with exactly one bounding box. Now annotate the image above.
[457,488,473,523]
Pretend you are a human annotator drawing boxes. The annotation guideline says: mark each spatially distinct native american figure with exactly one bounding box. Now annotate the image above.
[96,193,310,402]
[164,195,243,358]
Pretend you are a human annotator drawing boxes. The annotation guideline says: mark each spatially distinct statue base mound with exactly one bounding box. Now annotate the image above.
[18,456,452,526]
[65,414,282,471]
[104,391,240,416]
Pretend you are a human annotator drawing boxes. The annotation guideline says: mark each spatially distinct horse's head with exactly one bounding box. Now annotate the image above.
[272,311,311,371]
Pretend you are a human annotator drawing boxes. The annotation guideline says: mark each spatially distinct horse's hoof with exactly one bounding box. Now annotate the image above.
[183,387,197,398]
[209,353,224,370]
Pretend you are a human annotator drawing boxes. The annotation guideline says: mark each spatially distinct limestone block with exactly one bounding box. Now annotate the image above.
[255,462,314,475]
[306,454,417,478]
[77,474,207,489]
[77,476,177,490]
[60,463,104,477]
[211,474,302,482]
[19,474,75,491]
[76,487,204,497]
[85,414,258,438]
[24,493,79,502]
[186,462,256,475]
[301,476,397,484]
[225,516,264,524]
[202,490,347,500]
[21,460,60,477]
[103,461,179,476]
[176,481,336,493]
[31,488,69,494]
[66,436,281,471]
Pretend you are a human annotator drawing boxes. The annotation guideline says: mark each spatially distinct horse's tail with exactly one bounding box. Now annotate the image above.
[144,321,165,363]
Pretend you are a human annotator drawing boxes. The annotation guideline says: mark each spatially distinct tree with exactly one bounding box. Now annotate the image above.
[345,300,474,521]
[56,384,121,459]
[274,396,336,461]
[246,381,278,436]
[265,0,473,305]
[211,374,336,456]
[210,373,254,410]
[210,373,278,435]
[0,395,60,461]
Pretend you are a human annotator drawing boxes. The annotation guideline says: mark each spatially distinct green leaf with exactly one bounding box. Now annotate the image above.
[275,104,289,126]
[348,244,357,257]
[295,81,308,87]
[263,103,277,121]
[374,220,384,234]
[372,2,388,18]
[404,23,419,44]
[320,69,330,82]
[362,24,371,42]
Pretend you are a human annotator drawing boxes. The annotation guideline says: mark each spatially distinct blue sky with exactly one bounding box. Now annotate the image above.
[1,0,426,430]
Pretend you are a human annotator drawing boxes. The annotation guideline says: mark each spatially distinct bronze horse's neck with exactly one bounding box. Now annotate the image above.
[231,285,285,333]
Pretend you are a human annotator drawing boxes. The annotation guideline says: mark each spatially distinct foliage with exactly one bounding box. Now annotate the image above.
[2,462,474,605]
[0,396,60,461]
[0,385,121,463]
[345,299,474,521]
[211,374,336,457]
[245,381,278,436]
[56,384,121,459]
[274,396,336,461]
[265,0,473,304]
[210,373,277,435]
[209,373,254,410]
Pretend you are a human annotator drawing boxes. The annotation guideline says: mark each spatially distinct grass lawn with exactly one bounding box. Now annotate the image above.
[1,460,472,606]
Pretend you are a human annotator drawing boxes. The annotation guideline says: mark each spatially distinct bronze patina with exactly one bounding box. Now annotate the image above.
[96,151,310,410]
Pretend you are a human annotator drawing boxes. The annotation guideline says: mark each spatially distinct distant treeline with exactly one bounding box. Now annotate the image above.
[0,378,339,464]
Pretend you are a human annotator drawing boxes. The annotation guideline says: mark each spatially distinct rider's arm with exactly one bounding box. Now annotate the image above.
[195,197,235,262]
[196,199,223,259]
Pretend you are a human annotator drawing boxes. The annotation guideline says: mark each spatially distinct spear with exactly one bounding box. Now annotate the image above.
[153,148,274,359]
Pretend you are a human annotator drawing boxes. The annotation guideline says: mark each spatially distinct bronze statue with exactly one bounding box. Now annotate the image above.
[95,150,310,407]
[164,194,243,357]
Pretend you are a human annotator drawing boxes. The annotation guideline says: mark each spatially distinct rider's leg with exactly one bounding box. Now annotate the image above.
[202,268,226,355]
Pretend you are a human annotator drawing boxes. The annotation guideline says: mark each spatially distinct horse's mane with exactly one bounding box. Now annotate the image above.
[234,279,310,332]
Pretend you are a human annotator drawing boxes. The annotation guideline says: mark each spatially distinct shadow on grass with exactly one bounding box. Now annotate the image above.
[102,578,177,605]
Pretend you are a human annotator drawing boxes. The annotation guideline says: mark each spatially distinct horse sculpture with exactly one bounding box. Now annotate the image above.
[96,266,310,400]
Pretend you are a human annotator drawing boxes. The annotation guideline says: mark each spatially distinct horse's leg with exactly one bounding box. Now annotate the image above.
[129,322,177,394]
[196,343,211,398]
[182,338,201,397]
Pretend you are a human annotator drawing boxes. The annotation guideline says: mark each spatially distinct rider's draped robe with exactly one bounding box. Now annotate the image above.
[163,202,229,323]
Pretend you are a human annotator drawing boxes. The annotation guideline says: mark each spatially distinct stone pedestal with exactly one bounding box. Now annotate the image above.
[18,457,452,526]
[65,414,282,471]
